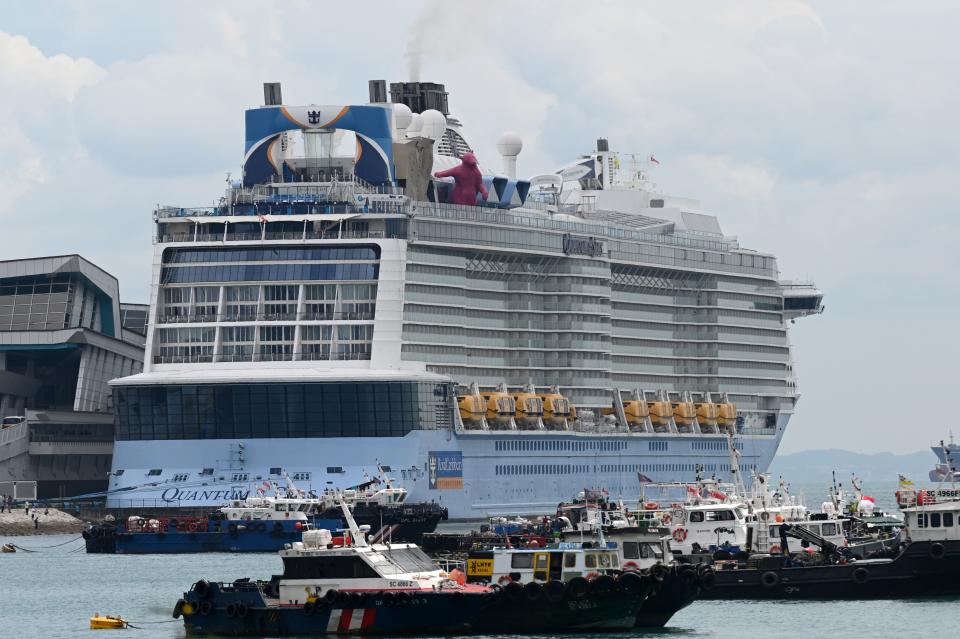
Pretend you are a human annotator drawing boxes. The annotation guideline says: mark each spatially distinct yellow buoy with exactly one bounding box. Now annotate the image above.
[90,613,128,629]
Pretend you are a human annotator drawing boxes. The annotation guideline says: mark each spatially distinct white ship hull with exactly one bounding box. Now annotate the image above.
[107,415,787,519]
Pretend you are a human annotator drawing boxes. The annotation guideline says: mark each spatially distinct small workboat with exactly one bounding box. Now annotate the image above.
[90,613,128,629]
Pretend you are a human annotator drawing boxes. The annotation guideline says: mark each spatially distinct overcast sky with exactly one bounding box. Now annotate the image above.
[2,1,957,454]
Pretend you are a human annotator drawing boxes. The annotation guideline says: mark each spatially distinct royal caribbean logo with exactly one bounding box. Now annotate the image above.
[562,233,604,257]
[428,451,463,490]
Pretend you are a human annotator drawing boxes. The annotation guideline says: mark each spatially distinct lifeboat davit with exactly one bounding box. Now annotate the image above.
[513,384,544,429]
[483,384,516,428]
[540,386,574,429]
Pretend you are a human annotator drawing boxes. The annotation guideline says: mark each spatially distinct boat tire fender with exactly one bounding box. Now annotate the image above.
[930,543,946,560]
[852,567,869,585]
[504,581,524,602]
[225,603,238,618]
[523,581,543,601]
[193,579,212,599]
[544,580,565,603]
[616,570,644,594]
[698,567,717,591]
[760,571,780,589]
[228,523,238,535]
[198,600,213,616]
[236,602,249,619]
[172,599,185,619]
[323,589,339,604]
[396,591,412,606]
[649,563,667,583]
[273,522,284,535]
[566,576,589,600]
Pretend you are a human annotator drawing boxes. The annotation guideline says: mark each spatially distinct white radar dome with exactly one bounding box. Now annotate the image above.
[497,131,523,157]
[392,103,412,130]
[419,109,447,140]
[405,113,423,138]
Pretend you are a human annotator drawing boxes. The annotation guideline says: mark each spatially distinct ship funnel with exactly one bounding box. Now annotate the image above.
[596,138,609,152]
[263,82,282,106]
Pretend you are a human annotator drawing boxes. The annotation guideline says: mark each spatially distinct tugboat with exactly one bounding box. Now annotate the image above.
[700,480,960,599]
[85,471,446,554]
[173,499,647,636]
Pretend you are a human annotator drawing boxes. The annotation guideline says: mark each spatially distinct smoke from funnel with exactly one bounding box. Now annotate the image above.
[406,9,432,81]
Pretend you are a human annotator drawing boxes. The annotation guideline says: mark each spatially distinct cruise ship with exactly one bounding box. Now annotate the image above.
[106,80,824,519]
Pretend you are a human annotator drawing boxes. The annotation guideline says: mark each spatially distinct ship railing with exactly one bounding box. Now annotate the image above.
[433,557,466,572]
[157,311,376,324]
[157,230,395,244]
[153,350,372,365]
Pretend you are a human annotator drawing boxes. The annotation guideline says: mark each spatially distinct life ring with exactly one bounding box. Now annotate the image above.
[661,513,673,525]
[930,543,946,560]
[769,544,782,554]
[644,502,658,510]
[852,567,869,585]
[188,522,199,533]
[672,527,688,543]
[759,512,770,522]
[497,575,513,586]
[623,561,640,571]
[760,571,780,589]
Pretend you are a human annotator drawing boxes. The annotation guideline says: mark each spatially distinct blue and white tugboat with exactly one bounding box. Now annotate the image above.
[173,499,646,635]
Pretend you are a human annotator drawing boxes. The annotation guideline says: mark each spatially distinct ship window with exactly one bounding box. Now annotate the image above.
[564,553,577,568]
[705,510,736,522]
[380,466,392,472]
[147,469,162,476]
[269,467,282,475]
[584,554,597,569]
[114,470,125,476]
[511,553,534,569]
[689,511,704,523]
[622,542,640,560]
[917,514,927,528]
[930,513,941,528]
[327,467,345,474]
[943,513,954,527]
[281,556,379,580]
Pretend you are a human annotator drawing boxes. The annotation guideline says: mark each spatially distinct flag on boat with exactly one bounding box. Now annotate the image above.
[649,154,660,165]
[637,473,653,484]
[898,475,914,488]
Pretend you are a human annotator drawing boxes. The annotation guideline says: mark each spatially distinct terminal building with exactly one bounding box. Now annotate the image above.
[0,255,145,498]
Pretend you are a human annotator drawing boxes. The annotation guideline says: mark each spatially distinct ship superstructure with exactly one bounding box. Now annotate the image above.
[107,80,823,518]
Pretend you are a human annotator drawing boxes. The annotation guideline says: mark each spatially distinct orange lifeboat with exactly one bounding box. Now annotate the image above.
[457,384,486,429]
[672,401,696,429]
[540,386,574,429]
[717,402,738,428]
[623,399,650,430]
[482,384,516,428]
[649,400,673,429]
[696,402,720,428]
[513,384,544,429]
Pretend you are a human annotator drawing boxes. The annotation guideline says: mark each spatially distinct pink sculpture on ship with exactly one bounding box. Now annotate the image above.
[433,152,488,205]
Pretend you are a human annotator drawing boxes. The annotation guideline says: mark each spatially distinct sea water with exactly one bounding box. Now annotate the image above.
[2,480,952,638]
